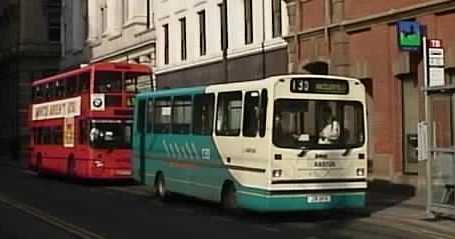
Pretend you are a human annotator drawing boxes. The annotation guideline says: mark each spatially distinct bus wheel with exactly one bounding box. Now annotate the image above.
[155,173,168,201]
[221,183,237,210]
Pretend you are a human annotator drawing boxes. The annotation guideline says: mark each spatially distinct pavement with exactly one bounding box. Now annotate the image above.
[361,180,455,237]
[1,158,455,238]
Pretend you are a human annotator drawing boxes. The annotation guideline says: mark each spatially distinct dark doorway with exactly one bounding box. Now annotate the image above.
[303,62,329,75]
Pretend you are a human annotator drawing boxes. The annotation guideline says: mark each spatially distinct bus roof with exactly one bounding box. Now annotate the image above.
[136,74,361,98]
[136,86,207,99]
[32,62,152,86]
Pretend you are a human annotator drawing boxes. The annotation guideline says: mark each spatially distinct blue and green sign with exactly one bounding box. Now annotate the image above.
[397,21,422,51]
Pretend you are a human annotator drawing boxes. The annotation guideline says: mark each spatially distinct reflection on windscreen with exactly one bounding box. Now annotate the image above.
[89,121,132,149]
[273,100,364,149]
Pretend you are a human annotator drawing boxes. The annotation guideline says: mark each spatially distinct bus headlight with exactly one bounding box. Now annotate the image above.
[272,169,282,178]
[93,160,105,168]
[356,168,365,176]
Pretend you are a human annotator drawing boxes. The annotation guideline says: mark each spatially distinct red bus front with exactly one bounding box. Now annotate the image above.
[29,63,152,180]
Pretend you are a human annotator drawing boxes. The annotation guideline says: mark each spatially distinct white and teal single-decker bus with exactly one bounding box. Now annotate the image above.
[133,75,368,212]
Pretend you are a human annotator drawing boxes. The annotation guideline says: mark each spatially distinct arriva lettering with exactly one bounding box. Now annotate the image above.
[314,161,336,168]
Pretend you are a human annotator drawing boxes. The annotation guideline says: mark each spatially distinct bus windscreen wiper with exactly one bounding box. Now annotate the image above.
[342,145,352,156]
[298,146,309,157]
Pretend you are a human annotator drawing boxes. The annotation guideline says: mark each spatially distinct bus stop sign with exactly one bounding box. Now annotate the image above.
[397,21,422,51]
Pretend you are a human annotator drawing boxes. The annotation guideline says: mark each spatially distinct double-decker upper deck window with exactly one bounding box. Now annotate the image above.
[193,94,214,135]
[79,72,90,93]
[65,76,78,97]
[172,96,192,134]
[95,71,123,93]
[55,80,65,98]
[216,92,243,136]
[154,97,172,133]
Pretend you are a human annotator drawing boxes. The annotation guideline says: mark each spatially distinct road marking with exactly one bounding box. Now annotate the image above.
[0,193,107,239]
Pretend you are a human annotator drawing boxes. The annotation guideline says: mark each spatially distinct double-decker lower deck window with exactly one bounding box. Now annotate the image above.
[216,91,242,136]
[89,121,132,149]
[33,126,63,145]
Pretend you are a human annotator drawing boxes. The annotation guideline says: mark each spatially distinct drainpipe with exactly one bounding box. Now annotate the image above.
[222,0,228,83]
[324,0,330,42]
[294,0,301,73]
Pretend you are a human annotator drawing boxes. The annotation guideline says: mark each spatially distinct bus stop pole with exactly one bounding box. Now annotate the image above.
[422,34,434,218]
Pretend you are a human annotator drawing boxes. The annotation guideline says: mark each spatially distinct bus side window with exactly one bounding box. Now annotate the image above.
[56,80,65,98]
[154,97,172,134]
[259,89,268,137]
[45,83,53,101]
[216,91,242,136]
[54,126,63,145]
[66,76,78,97]
[33,85,41,103]
[172,95,192,134]
[79,120,88,145]
[137,100,146,133]
[42,127,51,145]
[243,91,260,137]
[193,94,214,135]
[146,99,154,133]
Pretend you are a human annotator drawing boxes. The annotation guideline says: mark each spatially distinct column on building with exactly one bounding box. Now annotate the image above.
[87,0,99,44]
[130,0,147,25]
[106,0,122,37]
[71,0,83,51]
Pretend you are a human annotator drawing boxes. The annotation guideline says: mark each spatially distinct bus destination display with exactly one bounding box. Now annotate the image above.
[290,78,349,94]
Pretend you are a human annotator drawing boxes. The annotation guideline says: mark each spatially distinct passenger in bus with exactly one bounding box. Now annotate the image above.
[318,106,340,144]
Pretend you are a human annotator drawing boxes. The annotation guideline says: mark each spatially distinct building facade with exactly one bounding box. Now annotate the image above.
[154,0,289,88]
[60,0,90,70]
[0,0,62,160]
[284,0,455,187]
[87,0,156,91]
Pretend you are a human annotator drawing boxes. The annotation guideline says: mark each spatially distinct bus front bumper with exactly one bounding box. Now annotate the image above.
[237,190,366,212]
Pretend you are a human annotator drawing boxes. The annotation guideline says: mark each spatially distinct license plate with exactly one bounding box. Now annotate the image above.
[307,195,331,203]
[116,170,132,176]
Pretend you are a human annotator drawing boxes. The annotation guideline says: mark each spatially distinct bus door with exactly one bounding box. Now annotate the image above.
[136,99,147,184]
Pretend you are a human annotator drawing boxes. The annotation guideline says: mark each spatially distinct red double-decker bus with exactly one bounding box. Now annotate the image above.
[29,62,152,179]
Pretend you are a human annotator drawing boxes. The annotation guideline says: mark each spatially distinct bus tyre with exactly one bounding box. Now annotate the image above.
[222,183,237,211]
[155,174,168,201]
